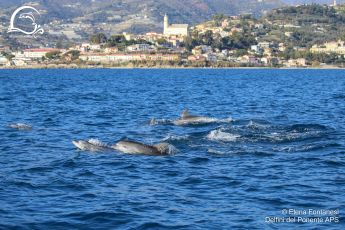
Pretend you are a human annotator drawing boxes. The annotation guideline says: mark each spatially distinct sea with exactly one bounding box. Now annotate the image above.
[0,69,344,229]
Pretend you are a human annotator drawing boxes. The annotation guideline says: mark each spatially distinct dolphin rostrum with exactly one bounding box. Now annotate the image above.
[72,139,176,155]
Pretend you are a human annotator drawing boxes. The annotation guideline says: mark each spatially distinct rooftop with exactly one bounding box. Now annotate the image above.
[169,24,189,28]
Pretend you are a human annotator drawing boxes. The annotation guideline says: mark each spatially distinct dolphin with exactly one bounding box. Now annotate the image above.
[8,123,32,130]
[112,140,173,155]
[72,139,111,152]
[72,139,176,155]
[173,109,218,126]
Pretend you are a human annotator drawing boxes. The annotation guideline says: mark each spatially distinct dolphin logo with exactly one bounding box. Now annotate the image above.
[7,6,44,36]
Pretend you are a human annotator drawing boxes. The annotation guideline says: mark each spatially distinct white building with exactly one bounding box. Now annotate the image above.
[164,14,188,37]
[127,44,152,52]
[15,48,60,59]
[251,45,263,54]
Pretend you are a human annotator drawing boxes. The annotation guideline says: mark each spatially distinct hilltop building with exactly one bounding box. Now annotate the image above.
[310,40,345,54]
[163,14,189,37]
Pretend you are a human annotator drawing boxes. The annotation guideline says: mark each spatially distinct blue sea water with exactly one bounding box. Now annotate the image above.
[0,69,344,230]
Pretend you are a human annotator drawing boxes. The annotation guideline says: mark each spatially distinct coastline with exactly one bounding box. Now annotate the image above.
[0,64,343,70]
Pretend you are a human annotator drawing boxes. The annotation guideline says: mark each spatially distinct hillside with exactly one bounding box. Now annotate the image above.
[0,0,283,48]
[283,0,344,5]
[0,0,283,26]
[263,4,345,47]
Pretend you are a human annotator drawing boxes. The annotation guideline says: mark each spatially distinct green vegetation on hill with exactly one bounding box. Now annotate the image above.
[264,4,345,47]
[178,4,345,65]
[90,33,152,51]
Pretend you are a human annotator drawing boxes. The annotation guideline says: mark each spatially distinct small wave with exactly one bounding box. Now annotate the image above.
[322,160,345,167]
[219,117,234,123]
[162,135,190,142]
[136,222,189,230]
[263,130,325,143]
[332,94,345,99]
[246,120,269,130]
[288,124,328,132]
[208,149,226,155]
[207,129,240,142]
[188,157,210,164]
[158,143,179,155]
[12,180,38,189]
[274,143,340,153]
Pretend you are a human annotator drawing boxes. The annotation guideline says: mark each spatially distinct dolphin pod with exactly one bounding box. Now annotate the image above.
[8,109,230,156]
[72,109,230,155]
[72,139,176,156]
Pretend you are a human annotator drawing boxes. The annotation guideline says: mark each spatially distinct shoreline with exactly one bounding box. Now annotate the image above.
[0,64,343,70]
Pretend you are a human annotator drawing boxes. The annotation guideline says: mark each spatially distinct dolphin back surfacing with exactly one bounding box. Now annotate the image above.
[174,109,217,126]
[72,139,175,155]
[72,139,111,152]
[8,123,32,130]
[112,140,173,155]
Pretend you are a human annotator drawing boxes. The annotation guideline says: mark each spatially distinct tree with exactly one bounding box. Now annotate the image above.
[1,52,14,61]
[90,33,107,44]
[213,14,226,22]
[182,37,199,51]
[45,51,61,60]
[107,35,126,46]
[200,30,214,46]
[156,38,168,45]
[213,14,226,26]
[63,50,80,61]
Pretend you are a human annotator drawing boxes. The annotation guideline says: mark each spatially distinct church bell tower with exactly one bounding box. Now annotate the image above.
[164,14,169,35]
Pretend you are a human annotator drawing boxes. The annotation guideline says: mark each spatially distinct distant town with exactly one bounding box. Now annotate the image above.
[1,3,345,68]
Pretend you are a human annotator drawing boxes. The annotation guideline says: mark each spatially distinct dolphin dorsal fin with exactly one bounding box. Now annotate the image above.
[181,109,190,119]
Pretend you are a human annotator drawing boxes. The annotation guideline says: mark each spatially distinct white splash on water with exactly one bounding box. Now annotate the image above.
[162,134,190,141]
[207,129,240,142]
[149,118,172,125]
